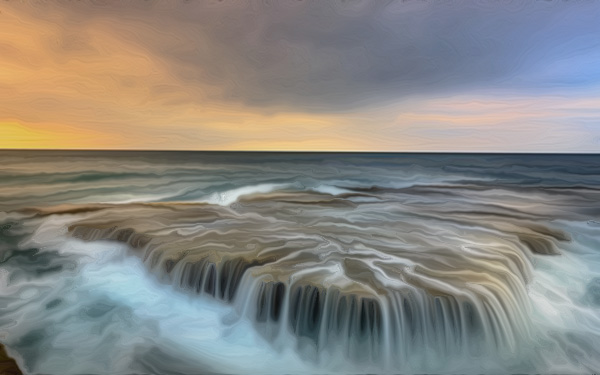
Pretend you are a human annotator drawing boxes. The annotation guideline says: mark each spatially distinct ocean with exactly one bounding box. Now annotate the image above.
[1,151,599,374]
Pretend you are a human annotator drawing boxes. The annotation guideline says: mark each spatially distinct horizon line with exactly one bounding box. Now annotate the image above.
[1,148,599,155]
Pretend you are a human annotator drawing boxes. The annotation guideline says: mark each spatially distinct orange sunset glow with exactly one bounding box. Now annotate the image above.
[1,1,599,151]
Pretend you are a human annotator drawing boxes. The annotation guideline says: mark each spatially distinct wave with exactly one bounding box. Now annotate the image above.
[200,183,293,206]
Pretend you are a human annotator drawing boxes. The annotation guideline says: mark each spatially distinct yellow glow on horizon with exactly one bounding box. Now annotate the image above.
[0,121,124,149]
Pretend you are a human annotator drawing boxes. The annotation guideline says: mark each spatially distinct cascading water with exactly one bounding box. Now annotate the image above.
[1,151,600,374]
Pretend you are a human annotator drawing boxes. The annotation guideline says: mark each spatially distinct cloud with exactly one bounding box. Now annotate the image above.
[9,0,598,112]
[1,1,600,151]
[373,93,600,151]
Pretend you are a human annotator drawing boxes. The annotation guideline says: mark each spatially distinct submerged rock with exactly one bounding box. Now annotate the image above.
[54,188,557,362]
[0,343,23,375]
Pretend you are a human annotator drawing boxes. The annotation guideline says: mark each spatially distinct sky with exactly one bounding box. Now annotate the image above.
[1,0,600,152]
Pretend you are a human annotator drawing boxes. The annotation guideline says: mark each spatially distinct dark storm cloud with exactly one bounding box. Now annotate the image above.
[14,0,600,111]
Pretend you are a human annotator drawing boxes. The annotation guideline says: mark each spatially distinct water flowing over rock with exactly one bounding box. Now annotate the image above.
[3,152,600,374]
[54,183,579,364]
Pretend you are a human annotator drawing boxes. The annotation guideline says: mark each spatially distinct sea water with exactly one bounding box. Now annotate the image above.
[0,151,599,374]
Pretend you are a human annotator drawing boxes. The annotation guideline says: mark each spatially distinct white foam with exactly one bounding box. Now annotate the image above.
[202,183,291,206]
[311,184,352,196]
[1,230,317,374]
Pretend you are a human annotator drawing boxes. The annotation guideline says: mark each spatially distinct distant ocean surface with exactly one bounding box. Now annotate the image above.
[1,151,600,374]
